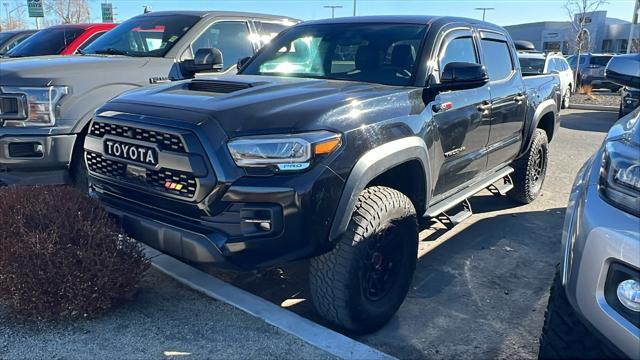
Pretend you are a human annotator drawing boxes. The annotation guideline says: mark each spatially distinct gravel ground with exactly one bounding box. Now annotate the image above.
[571,92,621,107]
[0,269,333,360]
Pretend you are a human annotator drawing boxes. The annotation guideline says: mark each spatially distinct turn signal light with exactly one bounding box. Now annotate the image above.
[314,137,341,155]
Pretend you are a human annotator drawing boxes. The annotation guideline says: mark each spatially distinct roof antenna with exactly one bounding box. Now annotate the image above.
[143,5,152,14]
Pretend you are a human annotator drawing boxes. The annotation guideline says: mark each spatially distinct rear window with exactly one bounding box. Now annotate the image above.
[590,56,612,67]
[7,28,84,57]
[519,57,546,75]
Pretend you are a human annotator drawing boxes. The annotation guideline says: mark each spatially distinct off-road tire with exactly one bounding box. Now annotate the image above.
[509,128,548,204]
[538,270,615,359]
[310,186,418,333]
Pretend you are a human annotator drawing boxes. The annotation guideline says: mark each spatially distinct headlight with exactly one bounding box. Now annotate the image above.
[227,131,341,171]
[599,139,640,217]
[0,86,68,127]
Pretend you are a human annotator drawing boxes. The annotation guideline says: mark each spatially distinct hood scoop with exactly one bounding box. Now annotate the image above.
[188,79,253,94]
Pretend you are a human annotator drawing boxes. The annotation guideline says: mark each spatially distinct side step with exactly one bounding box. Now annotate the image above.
[426,166,514,218]
[487,174,514,196]
[438,198,473,229]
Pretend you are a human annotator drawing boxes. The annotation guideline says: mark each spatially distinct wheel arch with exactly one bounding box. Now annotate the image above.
[328,137,431,242]
[520,99,558,158]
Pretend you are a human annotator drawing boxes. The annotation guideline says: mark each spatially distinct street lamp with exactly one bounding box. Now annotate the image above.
[475,7,494,22]
[324,5,343,19]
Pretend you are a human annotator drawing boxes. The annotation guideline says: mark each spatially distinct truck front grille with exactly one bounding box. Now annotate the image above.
[86,152,198,198]
[89,121,186,153]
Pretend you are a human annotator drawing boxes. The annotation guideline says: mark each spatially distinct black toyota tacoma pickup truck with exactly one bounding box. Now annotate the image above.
[85,16,561,332]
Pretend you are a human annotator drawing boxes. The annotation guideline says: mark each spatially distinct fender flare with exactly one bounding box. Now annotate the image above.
[521,99,558,156]
[328,136,431,242]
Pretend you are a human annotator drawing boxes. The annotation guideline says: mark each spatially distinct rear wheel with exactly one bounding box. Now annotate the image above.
[561,87,571,109]
[310,186,418,333]
[509,129,548,204]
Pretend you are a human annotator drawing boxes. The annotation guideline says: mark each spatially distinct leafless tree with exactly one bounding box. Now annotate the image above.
[0,1,27,31]
[564,0,609,89]
[44,0,91,24]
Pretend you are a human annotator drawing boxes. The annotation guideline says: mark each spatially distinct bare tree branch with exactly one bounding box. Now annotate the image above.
[43,0,90,24]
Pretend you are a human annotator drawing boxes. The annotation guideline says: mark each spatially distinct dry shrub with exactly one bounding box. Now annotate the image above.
[0,186,149,319]
[578,84,593,96]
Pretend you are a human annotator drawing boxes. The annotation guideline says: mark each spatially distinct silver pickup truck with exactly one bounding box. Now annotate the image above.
[0,11,297,188]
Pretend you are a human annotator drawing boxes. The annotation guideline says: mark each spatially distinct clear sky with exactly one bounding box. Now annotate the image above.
[2,0,632,28]
[81,0,634,26]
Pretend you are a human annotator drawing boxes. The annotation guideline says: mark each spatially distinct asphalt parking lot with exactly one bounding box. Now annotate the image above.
[207,109,620,359]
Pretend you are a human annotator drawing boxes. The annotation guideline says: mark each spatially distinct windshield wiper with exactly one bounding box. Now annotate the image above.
[93,48,132,56]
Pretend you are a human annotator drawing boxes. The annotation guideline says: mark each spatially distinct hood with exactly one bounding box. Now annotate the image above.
[0,55,165,87]
[108,75,424,137]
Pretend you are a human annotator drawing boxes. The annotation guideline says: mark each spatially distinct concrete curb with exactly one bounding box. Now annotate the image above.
[144,246,396,360]
[568,103,619,112]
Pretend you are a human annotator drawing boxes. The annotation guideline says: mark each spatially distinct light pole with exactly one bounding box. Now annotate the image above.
[628,0,639,53]
[475,7,494,22]
[353,0,357,16]
[324,5,343,19]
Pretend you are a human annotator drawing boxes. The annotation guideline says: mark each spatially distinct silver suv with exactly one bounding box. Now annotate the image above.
[538,56,640,359]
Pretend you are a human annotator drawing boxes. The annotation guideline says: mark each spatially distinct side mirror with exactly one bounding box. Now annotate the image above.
[183,48,224,76]
[438,62,489,91]
[605,54,640,89]
[237,56,251,71]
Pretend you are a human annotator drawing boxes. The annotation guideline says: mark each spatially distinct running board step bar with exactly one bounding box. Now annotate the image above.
[438,198,473,229]
[426,166,514,218]
[487,174,514,196]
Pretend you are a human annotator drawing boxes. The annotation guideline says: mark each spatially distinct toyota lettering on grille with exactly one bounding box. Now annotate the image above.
[104,140,158,166]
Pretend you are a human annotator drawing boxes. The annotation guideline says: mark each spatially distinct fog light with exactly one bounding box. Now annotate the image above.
[617,279,640,312]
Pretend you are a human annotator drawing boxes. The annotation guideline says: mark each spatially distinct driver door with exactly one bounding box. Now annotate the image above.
[430,29,492,199]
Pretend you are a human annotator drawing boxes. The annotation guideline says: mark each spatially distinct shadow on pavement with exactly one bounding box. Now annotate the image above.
[560,110,619,133]
[208,204,565,359]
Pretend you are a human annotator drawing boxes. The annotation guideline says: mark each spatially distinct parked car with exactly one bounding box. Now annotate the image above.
[539,55,639,359]
[605,53,640,119]
[0,29,37,56]
[518,51,574,108]
[84,15,561,333]
[567,53,620,91]
[3,23,116,58]
[0,11,297,188]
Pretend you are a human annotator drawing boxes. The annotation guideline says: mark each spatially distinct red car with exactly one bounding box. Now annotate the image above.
[4,23,116,58]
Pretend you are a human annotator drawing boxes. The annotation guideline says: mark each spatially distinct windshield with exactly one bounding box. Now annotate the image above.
[83,15,199,57]
[7,28,84,57]
[519,57,546,75]
[0,33,14,45]
[241,23,427,86]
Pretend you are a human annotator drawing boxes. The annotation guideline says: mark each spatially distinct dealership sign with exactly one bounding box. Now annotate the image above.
[101,3,114,23]
[27,0,44,18]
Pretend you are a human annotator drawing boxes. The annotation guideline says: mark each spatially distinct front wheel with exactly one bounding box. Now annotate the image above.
[538,270,615,359]
[310,186,418,333]
[509,128,549,204]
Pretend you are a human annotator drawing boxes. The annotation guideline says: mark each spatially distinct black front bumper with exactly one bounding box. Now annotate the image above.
[85,112,346,270]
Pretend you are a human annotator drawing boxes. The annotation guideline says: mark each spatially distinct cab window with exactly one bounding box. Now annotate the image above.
[440,37,478,70]
[480,39,514,80]
[192,21,254,70]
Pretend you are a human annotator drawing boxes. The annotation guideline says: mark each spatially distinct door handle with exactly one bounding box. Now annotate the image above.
[514,93,527,103]
[477,101,491,113]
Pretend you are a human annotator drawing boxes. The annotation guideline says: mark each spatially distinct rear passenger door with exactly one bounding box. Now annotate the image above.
[479,31,526,170]
[431,28,492,198]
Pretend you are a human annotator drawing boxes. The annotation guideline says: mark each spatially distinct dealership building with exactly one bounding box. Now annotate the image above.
[504,11,639,54]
